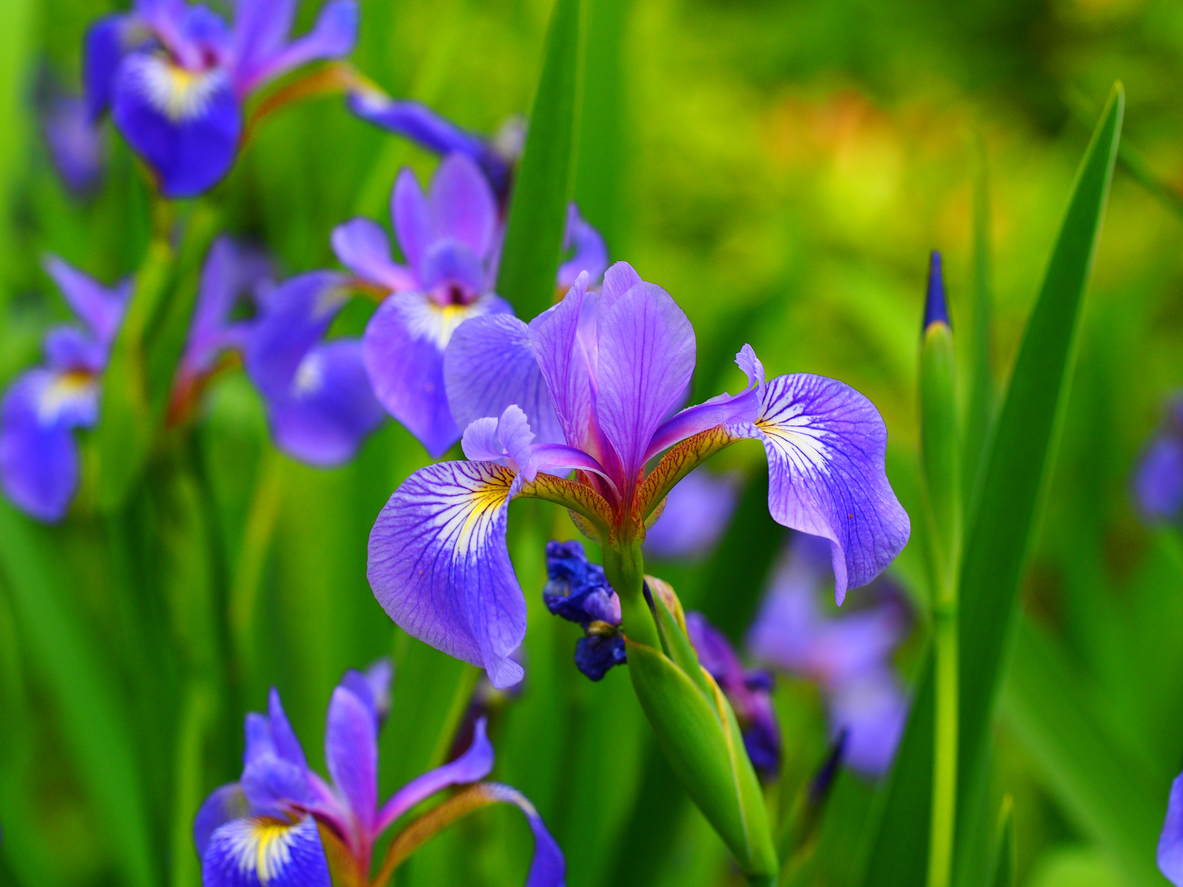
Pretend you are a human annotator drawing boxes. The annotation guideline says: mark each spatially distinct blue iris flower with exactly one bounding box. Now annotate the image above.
[0,258,130,522]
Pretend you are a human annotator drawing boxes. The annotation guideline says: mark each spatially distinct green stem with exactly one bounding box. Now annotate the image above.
[601,541,660,651]
[927,577,959,887]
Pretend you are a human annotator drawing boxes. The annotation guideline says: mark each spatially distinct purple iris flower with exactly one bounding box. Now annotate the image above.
[331,154,607,458]
[1132,395,1183,524]
[543,540,626,681]
[1159,771,1183,884]
[83,0,358,197]
[0,258,130,522]
[747,533,910,777]
[243,269,385,466]
[367,262,910,688]
[195,660,564,887]
[40,91,105,194]
[642,466,740,559]
[685,612,783,780]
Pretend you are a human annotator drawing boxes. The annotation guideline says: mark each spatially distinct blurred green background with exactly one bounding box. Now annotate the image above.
[1,0,1181,885]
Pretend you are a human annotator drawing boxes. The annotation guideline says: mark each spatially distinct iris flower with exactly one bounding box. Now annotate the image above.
[641,466,740,559]
[0,258,130,521]
[1132,394,1183,524]
[748,532,910,776]
[1160,770,1183,885]
[83,0,357,197]
[367,262,910,688]
[332,153,606,457]
[195,661,564,887]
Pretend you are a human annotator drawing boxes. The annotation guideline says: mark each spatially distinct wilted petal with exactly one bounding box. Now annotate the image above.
[558,203,608,288]
[444,314,562,445]
[201,815,330,887]
[112,54,241,198]
[476,784,566,887]
[43,255,129,345]
[0,369,95,523]
[368,461,526,688]
[827,668,907,777]
[736,372,910,605]
[235,0,357,94]
[643,467,740,559]
[596,274,696,481]
[376,717,496,831]
[362,291,510,458]
[263,341,384,467]
[325,685,377,832]
[330,217,415,291]
[1159,772,1183,885]
[194,784,249,858]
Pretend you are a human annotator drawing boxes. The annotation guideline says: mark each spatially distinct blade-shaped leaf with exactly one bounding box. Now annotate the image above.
[0,503,155,887]
[986,798,1015,887]
[495,0,583,319]
[854,83,1123,887]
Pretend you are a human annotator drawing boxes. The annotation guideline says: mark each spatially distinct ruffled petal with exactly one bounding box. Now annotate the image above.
[233,0,357,95]
[736,372,910,605]
[362,291,510,458]
[429,153,498,260]
[194,784,249,858]
[201,815,330,887]
[476,784,566,887]
[0,369,93,522]
[111,53,242,198]
[325,684,377,832]
[443,313,563,446]
[1159,772,1183,885]
[262,340,384,467]
[376,717,495,831]
[595,273,696,482]
[642,467,739,559]
[558,203,608,288]
[367,460,526,688]
[330,217,415,291]
[43,255,130,345]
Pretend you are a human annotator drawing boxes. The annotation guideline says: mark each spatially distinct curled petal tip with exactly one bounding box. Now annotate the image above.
[923,250,949,331]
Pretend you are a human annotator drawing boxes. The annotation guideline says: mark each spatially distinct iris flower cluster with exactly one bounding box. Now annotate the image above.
[196,661,563,887]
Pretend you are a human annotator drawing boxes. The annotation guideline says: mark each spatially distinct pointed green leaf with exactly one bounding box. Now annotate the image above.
[495,0,583,319]
[855,84,1123,887]
[0,503,155,887]
[987,798,1015,887]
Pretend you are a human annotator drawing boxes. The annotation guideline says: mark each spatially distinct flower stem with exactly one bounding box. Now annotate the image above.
[927,577,959,887]
[601,541,661,651]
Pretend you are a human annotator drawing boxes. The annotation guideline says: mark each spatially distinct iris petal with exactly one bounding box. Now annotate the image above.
[1159,773,1183,885]
[368,460,526,688]
[201,815,330,887]
[234,0,357,95]
[194,784,249,859]
[330,218,415,291]
[325,685,378,832]
[530,273,595,451]
[428,153,498,260]
[43,255,130,345]
[477,784,567,887]
[735,371,910,605]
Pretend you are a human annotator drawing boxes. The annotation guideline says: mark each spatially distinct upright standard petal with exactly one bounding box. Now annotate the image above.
[182,237,272,378]
[362,291,510,458]
[43,255,130,345]
[736,371,910,604]
[368,461,526,688]
[1159,772,1183,885]
[0,370,94,523]
[325,685,378,833]
[429,153,498,259]
[201,815,330,887]
[111,54,242,197]
[595,277,696,482]
[234,0,357,95]
[230,0,298,91]
[331,218,415,291]
[530,274,594,450]
[444,314,562,445]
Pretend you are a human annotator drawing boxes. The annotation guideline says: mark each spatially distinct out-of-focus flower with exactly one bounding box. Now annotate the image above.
[0,258,130,521]
[1133,395,1183,524]
[543,540,626,681]
[244,270,384,466]
[332,153,511,457]
[39,87,105,194]
[367,262,910,688]
[83,0,358,197]
[195,659,564,887]
[748,532,910,777]
[642,466,741,560]
[685,611,782,780]
[1159,771,1183,885]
